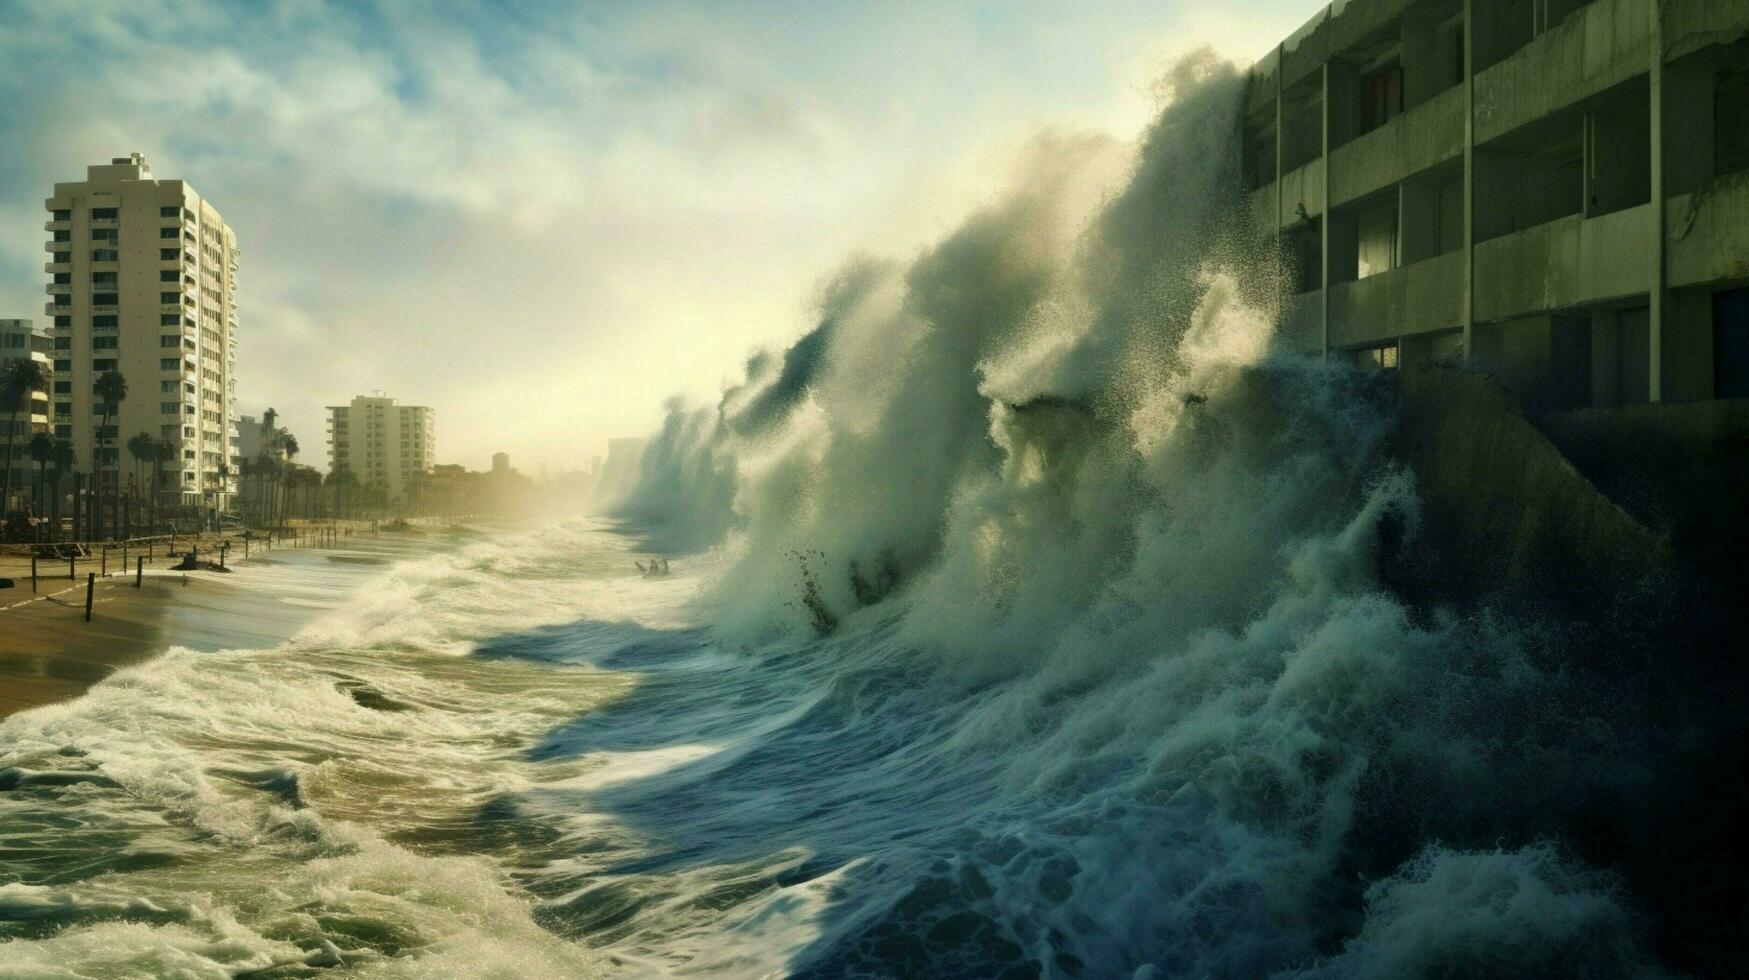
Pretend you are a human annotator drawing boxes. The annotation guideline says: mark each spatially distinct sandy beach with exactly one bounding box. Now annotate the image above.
[0,526,383,719]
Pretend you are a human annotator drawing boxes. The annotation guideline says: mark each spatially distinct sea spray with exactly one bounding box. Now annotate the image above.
[598,48,1693,976]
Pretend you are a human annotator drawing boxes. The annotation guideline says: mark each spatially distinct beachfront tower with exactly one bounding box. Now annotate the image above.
[44,154,241,512]
[325,394,435,504]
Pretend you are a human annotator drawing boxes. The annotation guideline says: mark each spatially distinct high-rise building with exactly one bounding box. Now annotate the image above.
[325,394,435,503]
[1,318,52,511]
[44,154,240,510]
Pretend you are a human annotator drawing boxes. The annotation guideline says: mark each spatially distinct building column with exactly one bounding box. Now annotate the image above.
[1462,0,1476,362]
[1648,0,1665,401]
[1320,61,1332,359]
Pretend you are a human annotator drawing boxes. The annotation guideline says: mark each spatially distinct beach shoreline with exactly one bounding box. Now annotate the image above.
[0,520,435,720]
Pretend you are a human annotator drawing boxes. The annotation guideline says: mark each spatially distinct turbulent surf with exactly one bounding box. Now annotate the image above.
[3,49,1745,979]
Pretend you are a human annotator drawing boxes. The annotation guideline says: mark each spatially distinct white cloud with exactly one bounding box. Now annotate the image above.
[0,0,1313,471]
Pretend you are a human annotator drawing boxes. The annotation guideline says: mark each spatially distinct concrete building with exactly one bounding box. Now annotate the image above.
[1,318,52,509]
[325,394,435,503]
[1244,0,1749,410]
[44,154,240,509]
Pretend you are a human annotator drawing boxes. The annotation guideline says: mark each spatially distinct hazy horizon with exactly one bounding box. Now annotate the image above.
[0,0,1308,472]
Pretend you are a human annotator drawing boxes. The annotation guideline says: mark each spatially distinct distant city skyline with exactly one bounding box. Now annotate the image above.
[0,0,1308,469]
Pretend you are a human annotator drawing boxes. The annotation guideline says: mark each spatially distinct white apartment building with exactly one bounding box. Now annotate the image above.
[1,318,52,510]
[44,154,240,510]
[325,394,435,503]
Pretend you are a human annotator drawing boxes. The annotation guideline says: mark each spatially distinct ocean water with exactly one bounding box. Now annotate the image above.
[3,50,1741,978]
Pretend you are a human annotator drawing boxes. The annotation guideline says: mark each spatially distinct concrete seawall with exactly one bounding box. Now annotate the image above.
[1389,366,1673,607]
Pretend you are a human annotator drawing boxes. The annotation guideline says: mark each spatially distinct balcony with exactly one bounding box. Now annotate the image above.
[90,215,119,227]
[43,219,69,232]
[43,240,64,252]
[1329,251,1465,349]
[1328,86,1464,209]
[91,304,118,315]
[43,259,69,274]
[1474,0,1651,145]
[1474,204,1655,321]
[1666,169,1749,290]
[45,282,70,295]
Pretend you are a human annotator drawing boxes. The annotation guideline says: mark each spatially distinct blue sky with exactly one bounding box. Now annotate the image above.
[0,0,1310,470]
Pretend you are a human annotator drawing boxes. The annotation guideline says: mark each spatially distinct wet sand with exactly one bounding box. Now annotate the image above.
[0,557,336,720]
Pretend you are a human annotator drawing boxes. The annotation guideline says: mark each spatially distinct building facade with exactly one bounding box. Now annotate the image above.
[44,154,240,509]
[1244,0,1749,410]
[1,318,52,510]
[325,394,435,503]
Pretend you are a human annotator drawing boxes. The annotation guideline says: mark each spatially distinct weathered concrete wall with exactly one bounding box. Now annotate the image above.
[1667,170,1749,290]
[1330,248,1464,348]
[1328,85,1464,208]
[1473,204,1655,320]
[1474,0,1651,144]
[1392,365,1671,602]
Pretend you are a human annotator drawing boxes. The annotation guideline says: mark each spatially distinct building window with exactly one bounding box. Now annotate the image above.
[52,230,70,242]
[160,314,180,326]
[160,381,178,393]
[162,402,181,415]
[160,205,179,217]
[51,209,70,221]
[51,294,70,307]
[92,249,118,262]
[160,291,180,304]
[160,357,179,370]
[160,248,179,260]
[93,315,118,328]
[53,272,71,284]
[52,337,70,350]
[52,252,70,264]
[54,381,71,394]
[160,335,180,347]
[91,207,118,219]
[1361,62,1404,133]
[93,271,117,285]
[92,358,116,371]
[53,315,70,328]
[91,229,117,242]
[55,425,71,438]
[1353,343,1400,371]
[160,270,178,282]
[160,227,178,239]
[53,359,71,372]
[93,337,117,350]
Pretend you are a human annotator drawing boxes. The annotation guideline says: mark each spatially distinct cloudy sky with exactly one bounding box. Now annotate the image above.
[0,0,1309,472]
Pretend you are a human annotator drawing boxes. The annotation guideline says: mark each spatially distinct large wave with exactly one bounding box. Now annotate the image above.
[601,49,1740,976]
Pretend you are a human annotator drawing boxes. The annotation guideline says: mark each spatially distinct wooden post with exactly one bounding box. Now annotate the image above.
[219,542,227,570]
[136,555,144,588]
[101,545,108,578]
[68,555,75,580]
[244,536,250,559]
[30,555,37,593]
[83,572,94,622]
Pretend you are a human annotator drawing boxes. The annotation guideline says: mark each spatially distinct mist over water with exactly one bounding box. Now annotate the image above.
[2,49,1740,979]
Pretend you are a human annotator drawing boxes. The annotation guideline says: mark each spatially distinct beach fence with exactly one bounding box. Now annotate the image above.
[0,520,357,624]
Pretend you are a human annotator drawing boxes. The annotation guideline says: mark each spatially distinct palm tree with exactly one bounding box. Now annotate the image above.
[91,369,127,539]
[27,432,53,521]
[49,439,74,540]
[1,358,48,514]
[276,434,300,531]
[126,431,154,530]
[152,436,176,536]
